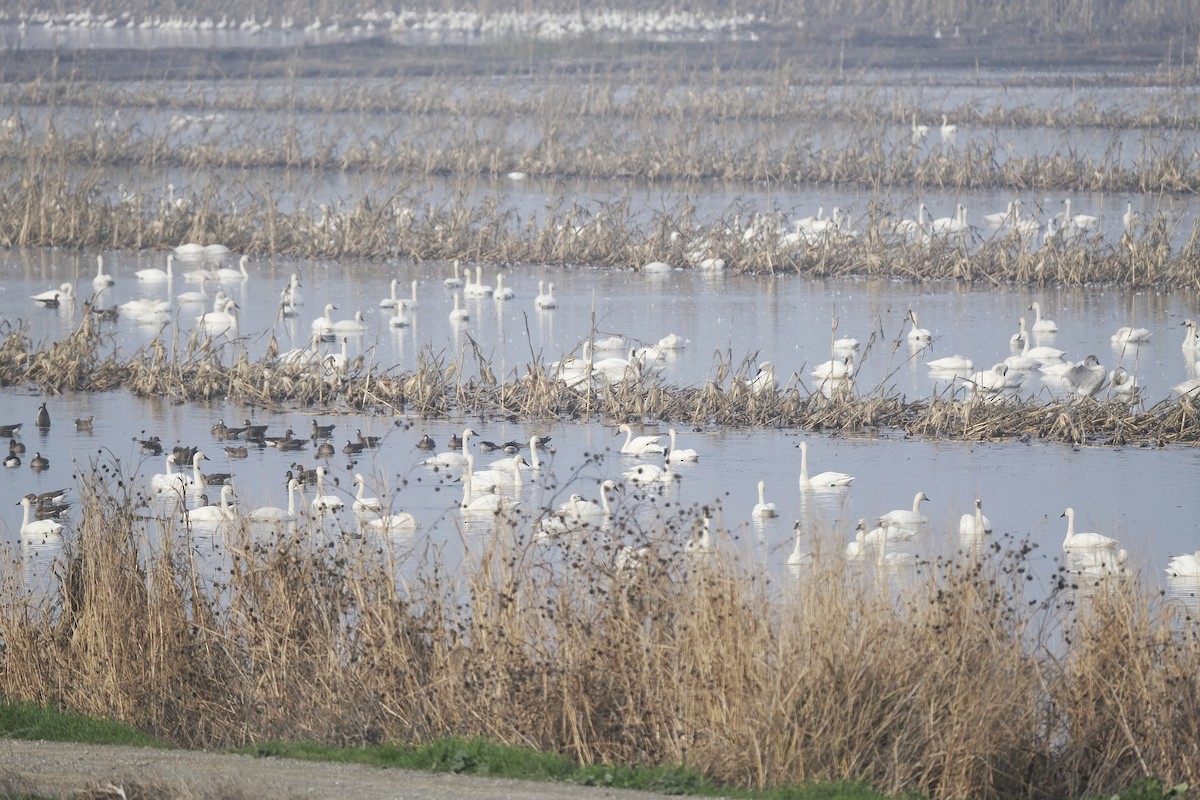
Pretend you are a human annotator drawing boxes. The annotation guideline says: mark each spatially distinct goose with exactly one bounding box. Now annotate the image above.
[493,273,514,301]
[32,283,75,306]
[215,254,250,281]
[667,428,699,463]
[959,498,993,542]
[1061,507,1116,551]
[352,473,383,512]
[424,428,476,467]
[1181,320,1200,352]
[939,113,956,145]
[845,522,869,561]
[617,423,665,455]
[534,281,556,309]
[443,259,464,289]
[1060,355,1107,399]
[1029,302,1057,333]
[1165,550,1200,577]
[186,485,237,523]
[910,113,929,145]
[18,495,64,537]
[752,480,776,518]
[927,354,974,371]
[786,521,812,566]
[1110,326,1152,346]
[448,292,469,322]
[135,254,175,282]
[310,303,338,334]
[879,492,930,529]
[798,441,854,488]
[197,299,239,336]
[91,254,114,292]
[1009,316,1028,349]
[906,310,931,342]
[311,466,344,513]
[331,310,369,333]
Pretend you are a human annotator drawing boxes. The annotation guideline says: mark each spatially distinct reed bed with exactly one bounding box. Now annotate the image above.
[1,469,1198,799]
[2,316,1199,446]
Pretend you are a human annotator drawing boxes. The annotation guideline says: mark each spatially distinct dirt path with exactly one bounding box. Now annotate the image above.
[0,739,673,800]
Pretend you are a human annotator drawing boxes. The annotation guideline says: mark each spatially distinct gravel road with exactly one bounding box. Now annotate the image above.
[0,739,674,800]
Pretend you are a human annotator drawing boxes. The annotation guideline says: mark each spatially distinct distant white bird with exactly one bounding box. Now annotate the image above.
[1061,507,1116,551]
[752,480,776,518]
[136,254,175,282]
[534,281,557,309]
[493,273,515,301]
[959,498,993,543]
[444,259,464,289]
[927,354,973,371]
[352,473,383,513]
[798,441,854,489]
[879,491,930,528]
[906,309,931,342]
[667,428,699,463]
[811,354,855,382]
[1179,320,1200,352]
[91,255,114,292]
[448,292,469,322]
[786,521,812,566]
[617,423,665,455]
[18,495,64,537]
[939,114,957,145]
[745,361,776,394]
[1029,302,1057,334]
[1165,550,1200,577]
[1060,355,1107,399]
[910,113,929,145]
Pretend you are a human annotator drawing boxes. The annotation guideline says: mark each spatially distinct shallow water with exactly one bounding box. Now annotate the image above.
[2,254,1199,613]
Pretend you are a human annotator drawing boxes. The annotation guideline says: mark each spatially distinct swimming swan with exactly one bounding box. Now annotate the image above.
[617,423,665,456]
[667,428,699,463]
[752,480,777,518]
[1029,302,1057,334]
[186,485,237,523]
[247,478,301,522]
[534,281,557,309]
[352,473,383,512]
[18,495,65,537]
[1061,507,1116,551]
[879,491,930,528]
[798,441,854,488]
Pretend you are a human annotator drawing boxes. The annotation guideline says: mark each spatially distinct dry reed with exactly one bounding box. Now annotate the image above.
[2,469,1198,799]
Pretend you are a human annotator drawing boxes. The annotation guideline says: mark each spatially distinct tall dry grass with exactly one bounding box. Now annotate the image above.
[2,472,1198,799]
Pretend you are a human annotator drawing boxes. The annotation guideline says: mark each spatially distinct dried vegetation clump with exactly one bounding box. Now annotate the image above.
[2,470,1199,799]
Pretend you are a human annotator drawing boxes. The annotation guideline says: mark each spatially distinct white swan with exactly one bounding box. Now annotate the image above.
[798,441,854,488]
[1111,326,1152,346]
[786,521,812,566]
[91,255,115,292]
[1061,198,1097,234]
[910,113,929,145]
[197,299,239,336]
[623,460,673,486]
[175,279,211,304]
[534,281,556,309]
[964,363,1017,394]
[32,282,75,306]
[879,491,929,528]
[424,428,476,468]
[467,454,527,492]
[927,354,974,371]
[187,485,237,523]
[365,511,420,532]
[745,361,776,394]
[1061,507,1116,551]
[352,473,383,512]
[150,453,189,495]
[617,423,665,455]
[281,273,303,307]
[216,254,250,281]
[1060,355,1106,399]
[136,253,175,282]
[959,498,993,542]
[1009,316,1027,349]
[1029,302,1057,333]
[984,201,1015,227]
[752,480,777,518]
[657,333,689,350]
[684,516,714,554]
[465,265,493,297]
[667,428,699,463]
[311,466,344,513]
[906,309,931,342]
[331,310,369,333]
[389,302,411,328]
[1003,337,1041,372]
[444,259,464,289]
[460,459,519,514]
[18,495,64,537]
[845,522,869,561]
[1165,550,1200,577]
[448,292,469,322]
[247,478,300,522]
[405,279,419,309]
[311,303,337,334]
[493,273,514,301]
[864,522,916,547]
[379,278,402,308]
[539,480,617,536]
[811,354,855,382]
[939,113,957,145]
[894,203,927,240]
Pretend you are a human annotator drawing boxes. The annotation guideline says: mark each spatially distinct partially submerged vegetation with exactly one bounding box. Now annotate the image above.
[1,468,1198,799]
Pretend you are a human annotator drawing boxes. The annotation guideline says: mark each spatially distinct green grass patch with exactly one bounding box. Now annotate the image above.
[240,737,895,799]
[0,699,165,748]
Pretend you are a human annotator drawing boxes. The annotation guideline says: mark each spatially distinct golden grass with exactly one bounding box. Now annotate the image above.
[2,471,1198,799]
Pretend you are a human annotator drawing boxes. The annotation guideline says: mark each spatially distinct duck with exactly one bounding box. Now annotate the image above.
[1061,507,1116,551]
[667,428,699,463]
[798,441,854,489]
[534,280,556,309]
[247,478,301,523]
[36,402,50,428]
[18,495,64,537]
[75,416,94,432]
[316,440,335,458]
[8,437,25,453]
[91,254,115,292]
[617,423,665,456]
[879,491,930,529]
[417,434,436,451]
[1029,302,1058,334]
[30,451,49,470]
[352,473,383,512]
[752,480,776,518]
